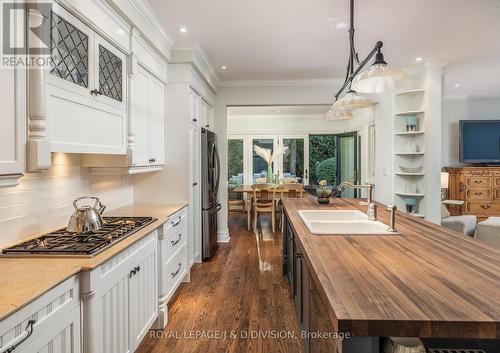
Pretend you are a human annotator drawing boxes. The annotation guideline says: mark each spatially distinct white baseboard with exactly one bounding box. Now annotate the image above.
[217,229,230,243]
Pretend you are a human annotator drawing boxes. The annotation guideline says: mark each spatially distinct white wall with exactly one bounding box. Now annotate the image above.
[0,153,133,247]
[442,98,500,167]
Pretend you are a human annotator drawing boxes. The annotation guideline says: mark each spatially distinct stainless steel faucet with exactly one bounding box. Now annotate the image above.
[336,182,376,221]
[386,205,398,233]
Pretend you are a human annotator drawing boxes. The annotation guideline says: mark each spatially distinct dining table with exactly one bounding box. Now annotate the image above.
[232,184,305,230]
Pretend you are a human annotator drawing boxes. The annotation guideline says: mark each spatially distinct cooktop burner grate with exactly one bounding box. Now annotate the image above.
[1,217,156,257]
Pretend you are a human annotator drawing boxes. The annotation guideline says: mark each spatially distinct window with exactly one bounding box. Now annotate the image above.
[282,138,305,184]
[228,139,244,201]
[252,138,274,183]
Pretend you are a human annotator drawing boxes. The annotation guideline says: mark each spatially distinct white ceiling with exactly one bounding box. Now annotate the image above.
[148,0,500,98]
[228,105,331,117]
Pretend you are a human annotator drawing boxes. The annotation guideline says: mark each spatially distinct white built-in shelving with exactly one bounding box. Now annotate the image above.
[393,87,427,218]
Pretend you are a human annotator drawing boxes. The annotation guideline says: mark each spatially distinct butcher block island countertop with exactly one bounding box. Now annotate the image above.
[0,202,187,321]
[283,197,500,339]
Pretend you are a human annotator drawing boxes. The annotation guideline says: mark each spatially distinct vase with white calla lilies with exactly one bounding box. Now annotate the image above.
[253,145,288,183]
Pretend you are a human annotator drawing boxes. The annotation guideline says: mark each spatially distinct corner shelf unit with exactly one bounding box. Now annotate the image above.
[393,88,427,218]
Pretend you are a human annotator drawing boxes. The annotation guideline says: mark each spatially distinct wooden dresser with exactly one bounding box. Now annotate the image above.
[445,166,500,219]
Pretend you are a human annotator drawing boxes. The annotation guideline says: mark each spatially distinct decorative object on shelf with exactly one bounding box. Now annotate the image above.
[316,180,333,205]
[332,0,407,113]
[440,171,449,200]
[399,166,423,173]
[406,116,418,132]
[404,141,419,153]
[253,144,288,183]
[404,197,417,214]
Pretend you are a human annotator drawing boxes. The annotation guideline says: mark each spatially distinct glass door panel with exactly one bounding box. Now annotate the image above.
[309,135,337,186]
[252,138,274,183]
[338,133,358,197]
[282,138,305,184]
[228,139,244,201]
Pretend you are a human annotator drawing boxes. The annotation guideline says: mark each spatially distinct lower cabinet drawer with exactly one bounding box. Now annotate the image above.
[164,208,188,263]
[466,188,492,201]
[466,202,500,214]
[495,188,500,200]
[165,244,188,300]
[0,276,80,353]
[495,177,500,187]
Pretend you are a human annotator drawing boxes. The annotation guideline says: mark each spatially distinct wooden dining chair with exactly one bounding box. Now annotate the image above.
[278,183,304,231]
[252,184,279,233]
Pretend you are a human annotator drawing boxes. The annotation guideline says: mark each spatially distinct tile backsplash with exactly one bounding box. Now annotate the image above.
[0,154,133,247]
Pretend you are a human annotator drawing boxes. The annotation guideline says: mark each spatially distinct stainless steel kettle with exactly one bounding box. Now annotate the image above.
[67,197,106,234]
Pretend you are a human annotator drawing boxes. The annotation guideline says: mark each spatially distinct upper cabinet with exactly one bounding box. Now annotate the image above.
[46,3,127,154]
[0,37,26,186]
[132,65,165,167]
[189,88,214,132]
[83,30,167,175]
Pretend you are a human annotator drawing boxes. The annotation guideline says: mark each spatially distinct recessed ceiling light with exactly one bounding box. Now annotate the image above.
[454,83,461,87]
[336,22,349,30]
[221,66,227,70]
[276,110,280,113]
[178,27,188,33]
[415,57,423,62]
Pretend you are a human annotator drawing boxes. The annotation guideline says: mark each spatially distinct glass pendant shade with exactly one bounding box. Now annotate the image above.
[332,91,373,110]
[325,108,353,120]
[351,63,408,93]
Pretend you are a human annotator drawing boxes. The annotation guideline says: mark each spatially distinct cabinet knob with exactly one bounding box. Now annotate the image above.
[192,118,198,122]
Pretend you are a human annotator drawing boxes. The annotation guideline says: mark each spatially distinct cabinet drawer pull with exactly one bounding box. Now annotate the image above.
[192,118,198,122]
[474,192,484,196]
[90,89,102,96]
[481,204,491,209]
[171,217,182,227]
[474,180,483,184]
[134,266,141,272]
[129,269,137,278]
[171,263,182,278]
[171,234,182,246]
[5,319,37,353]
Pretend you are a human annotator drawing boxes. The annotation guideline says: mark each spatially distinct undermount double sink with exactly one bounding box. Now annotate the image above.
[298,210,398,235]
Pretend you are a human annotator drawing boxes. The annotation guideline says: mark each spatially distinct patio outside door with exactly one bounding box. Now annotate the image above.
[337,132,359,197]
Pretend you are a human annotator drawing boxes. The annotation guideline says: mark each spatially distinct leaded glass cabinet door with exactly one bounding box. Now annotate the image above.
[48,4,95,98]
[94,34,126,110]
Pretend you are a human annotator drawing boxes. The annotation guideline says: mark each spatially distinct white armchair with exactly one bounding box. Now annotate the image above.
[441,204,477,237]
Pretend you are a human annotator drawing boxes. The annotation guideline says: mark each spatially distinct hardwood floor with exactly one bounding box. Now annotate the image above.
[136,212,305,353]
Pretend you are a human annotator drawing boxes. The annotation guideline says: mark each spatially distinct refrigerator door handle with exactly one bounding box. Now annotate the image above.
[213,144,221,197]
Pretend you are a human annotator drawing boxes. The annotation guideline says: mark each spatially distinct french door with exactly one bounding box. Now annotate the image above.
[228,135,309,185]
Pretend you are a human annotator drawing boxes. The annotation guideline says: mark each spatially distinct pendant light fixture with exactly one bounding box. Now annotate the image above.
[332,0,407,111]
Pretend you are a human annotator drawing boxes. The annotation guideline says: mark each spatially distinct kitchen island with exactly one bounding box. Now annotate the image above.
[283,196,500,353]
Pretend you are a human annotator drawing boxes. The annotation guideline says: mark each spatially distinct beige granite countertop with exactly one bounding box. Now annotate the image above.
[0,202,187,321]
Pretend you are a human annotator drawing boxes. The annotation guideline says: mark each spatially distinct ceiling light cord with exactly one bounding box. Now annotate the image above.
[334,0,386,101]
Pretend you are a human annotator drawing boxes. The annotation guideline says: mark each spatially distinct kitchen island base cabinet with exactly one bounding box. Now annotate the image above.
[284,215,379,353]
[81,231,158,353]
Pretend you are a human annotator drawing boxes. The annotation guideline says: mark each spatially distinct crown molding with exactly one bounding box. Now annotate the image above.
[219,78,344,88]
[170,46,219,93]
[228,114,328,120]
[106,0,174,60]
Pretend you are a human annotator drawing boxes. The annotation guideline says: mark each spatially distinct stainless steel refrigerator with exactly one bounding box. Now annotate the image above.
[201,128,221,259]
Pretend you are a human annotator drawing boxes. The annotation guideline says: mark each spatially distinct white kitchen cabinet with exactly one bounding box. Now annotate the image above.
[0,5,26,186]
[46,3,127,154]
[131,65,165,167]
[189,125,202,265]
[83,50,166,175]
[0,60,26,187]
[0,276,81,353]
[81,231,157,353]
[156,207,189,329]
[206,105,215,131]
[189,88,200,126]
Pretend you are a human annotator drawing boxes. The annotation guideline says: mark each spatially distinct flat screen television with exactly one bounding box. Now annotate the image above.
[460,120,500,164]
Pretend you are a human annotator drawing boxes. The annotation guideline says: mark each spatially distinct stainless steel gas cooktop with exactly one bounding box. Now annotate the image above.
[1,217,156,258]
